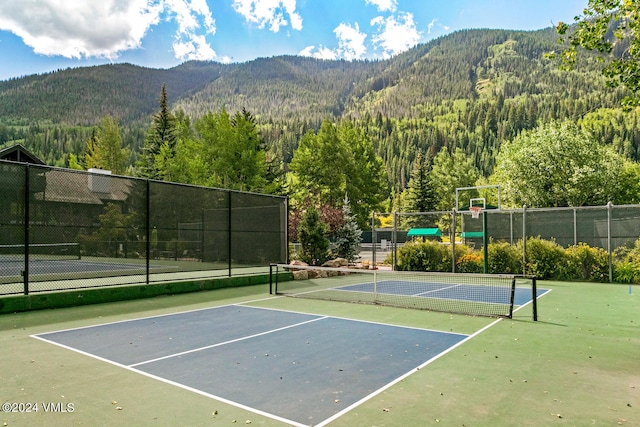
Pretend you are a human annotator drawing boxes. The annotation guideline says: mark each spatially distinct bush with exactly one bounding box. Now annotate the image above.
[396,240,451,272]
[519,237,567,280]
[613,261,639,284]
[456,252,483,273]
[297,207,330,266]
[612,240,640,284]
[488,240,522,274]
[565,243,609,282]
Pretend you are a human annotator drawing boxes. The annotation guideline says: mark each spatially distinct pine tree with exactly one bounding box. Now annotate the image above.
[403,152,435,212]
[297,207,330,266]
[333,194,362,263]
[137,85,177,179]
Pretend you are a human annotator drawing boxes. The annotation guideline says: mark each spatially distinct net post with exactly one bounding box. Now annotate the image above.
[508,277,516,318]
[269,264,274,294]
[532,276,538,321]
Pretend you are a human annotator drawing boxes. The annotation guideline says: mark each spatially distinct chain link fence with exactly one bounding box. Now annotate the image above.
[0,161,287,295]
[370,204,640,281]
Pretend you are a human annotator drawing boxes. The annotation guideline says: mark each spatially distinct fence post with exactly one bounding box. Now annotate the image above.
[522,204,527,276]
[451,209,456,273]
[482,209,488,273]
[607,202,613,283]
[228,191,232,277]
[573,207,578,246]
[371,211,376,269]
[146,179,150,284]
[392,211,397,271]
[23,164,30,295]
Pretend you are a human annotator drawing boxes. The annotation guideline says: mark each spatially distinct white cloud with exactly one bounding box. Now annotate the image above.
[165,0,218,61]
[299,22,366,62]
[299,45,337,60]
[365,0,397,13]
[334,23,367,60]
[371,12,421,58]
[0,0,219,62]
[0,0,163,59]
[232,0,303,32]
[427,18,450,34]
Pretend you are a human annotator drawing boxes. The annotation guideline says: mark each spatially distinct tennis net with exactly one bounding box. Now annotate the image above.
[270,263,537,318]
[0,243,81,262]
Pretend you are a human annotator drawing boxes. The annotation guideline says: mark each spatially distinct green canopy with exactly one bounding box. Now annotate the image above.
[461,231,484,238]
[407,228,442,237]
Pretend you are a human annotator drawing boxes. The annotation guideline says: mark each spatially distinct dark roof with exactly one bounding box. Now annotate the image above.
[0,144,45,165]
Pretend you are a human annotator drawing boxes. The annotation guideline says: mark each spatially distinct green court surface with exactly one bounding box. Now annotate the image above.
[0,280,638,426]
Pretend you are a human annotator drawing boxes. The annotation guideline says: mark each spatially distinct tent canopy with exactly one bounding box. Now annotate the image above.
[407,228,442,237]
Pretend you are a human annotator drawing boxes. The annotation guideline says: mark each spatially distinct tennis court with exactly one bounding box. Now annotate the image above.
[34,304,469,426]
[2,278,637,426]
[271,264,548,319]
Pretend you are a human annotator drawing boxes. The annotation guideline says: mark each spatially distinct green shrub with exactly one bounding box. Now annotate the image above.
[613,261,639,284]
[565,243,609,282]
[396,240,451,272]
[488,240,522,274]
[519,237,567,280]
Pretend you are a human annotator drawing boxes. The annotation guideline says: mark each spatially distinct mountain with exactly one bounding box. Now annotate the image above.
[0,27,636,182]
[0,61,233,125]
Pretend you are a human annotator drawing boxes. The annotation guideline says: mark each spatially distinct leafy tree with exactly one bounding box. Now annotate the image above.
[194,108,270,192]
[97,202,136,243]
[289,119,387,228]
[555,0,640,108]
[297,207,330,266]
[431,147,480,211]
[68,153,83,170]
[289,119,350,205]
[333,194,362,263]
[83,116,129,174]
[402,152,436,212]
[137,85,177,179]
[338,120,388,227]
[491,121,635,207]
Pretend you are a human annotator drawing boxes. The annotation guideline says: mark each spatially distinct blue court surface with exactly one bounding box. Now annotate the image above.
[336,280,548,306]
[34,305,469,426]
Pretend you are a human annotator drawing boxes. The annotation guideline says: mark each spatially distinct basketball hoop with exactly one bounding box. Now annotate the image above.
[469,206,482,219]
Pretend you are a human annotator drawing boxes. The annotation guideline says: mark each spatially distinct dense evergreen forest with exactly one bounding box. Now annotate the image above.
[1,27,638,188]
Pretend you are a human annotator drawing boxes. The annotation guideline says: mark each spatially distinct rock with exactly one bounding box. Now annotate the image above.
[292,270,309,280]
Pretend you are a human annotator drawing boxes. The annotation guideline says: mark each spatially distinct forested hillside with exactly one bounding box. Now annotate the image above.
[1,27,638,188]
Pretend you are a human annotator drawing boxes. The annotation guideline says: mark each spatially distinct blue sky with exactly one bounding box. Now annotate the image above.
[0,0,588,81]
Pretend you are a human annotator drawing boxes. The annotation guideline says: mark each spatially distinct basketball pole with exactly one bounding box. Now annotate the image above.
[483,209,488,273]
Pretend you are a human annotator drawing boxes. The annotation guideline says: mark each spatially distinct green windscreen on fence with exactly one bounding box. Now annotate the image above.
[0,161,287,295]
